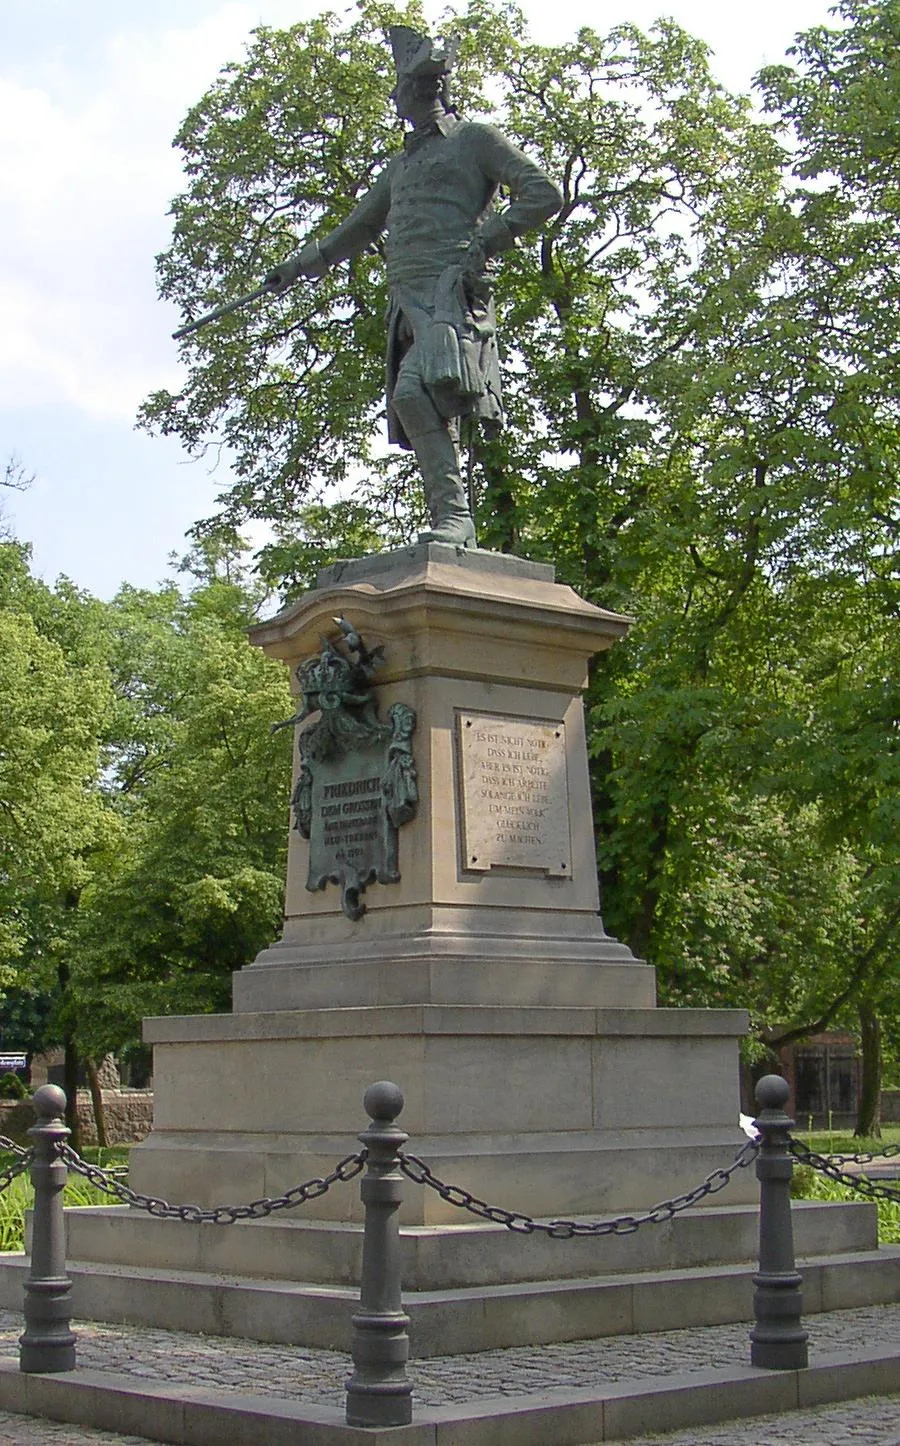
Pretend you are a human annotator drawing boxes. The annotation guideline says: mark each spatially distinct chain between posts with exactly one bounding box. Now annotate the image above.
[789,1138,900,1205]
[398,1139,759,1236]
[0,1135,31,1157]
[809,1141,900,1164]
[46,1133,900,1227]
[58,1144,366,1222]
[0,1151,34,1196]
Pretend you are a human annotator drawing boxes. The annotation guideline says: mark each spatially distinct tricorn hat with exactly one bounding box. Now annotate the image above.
[388,25,459,80]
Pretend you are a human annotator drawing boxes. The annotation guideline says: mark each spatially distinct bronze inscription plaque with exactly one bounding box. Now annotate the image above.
[457,712,571,876]
[311,753,386,887]
[276,620,418,921]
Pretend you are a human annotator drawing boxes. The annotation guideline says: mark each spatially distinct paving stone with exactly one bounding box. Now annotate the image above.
[0,1415,153,1444]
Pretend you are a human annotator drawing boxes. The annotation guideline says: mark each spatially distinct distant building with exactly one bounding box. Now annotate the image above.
[777,1031,861,1127]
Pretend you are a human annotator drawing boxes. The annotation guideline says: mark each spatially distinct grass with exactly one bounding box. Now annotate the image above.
[794,1123,900,1155]
[0,1146,131,1252]
[0,1173,116,1252]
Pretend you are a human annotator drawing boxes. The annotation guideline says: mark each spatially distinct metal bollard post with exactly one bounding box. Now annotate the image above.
[345,1081,412,1427]
[749,1073,808,1369]
[19,1084,77,1373]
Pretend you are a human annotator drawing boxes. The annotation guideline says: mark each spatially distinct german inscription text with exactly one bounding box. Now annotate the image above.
[458,712,571,876]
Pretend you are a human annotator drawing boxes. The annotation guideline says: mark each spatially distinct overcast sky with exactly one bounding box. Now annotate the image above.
[2,0,834,599]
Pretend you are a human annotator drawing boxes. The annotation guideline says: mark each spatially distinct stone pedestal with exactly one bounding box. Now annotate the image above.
[237,544,651,1012]
[126,546,752,1227]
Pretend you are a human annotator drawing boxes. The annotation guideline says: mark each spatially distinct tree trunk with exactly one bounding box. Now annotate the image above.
[855,998,882,1139]
[62,1033,82,1153]
[85,1057,108,1150]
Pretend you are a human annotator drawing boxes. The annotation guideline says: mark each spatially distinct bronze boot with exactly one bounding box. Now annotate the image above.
[412,426,476,546]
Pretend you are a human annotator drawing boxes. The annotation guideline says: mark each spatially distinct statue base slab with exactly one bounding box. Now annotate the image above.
[25,1197,891,1355]
[128,1002,752,1225]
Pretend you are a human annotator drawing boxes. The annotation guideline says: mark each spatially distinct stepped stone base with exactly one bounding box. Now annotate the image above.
[237,903,654,1011]
[60,1199,878,1288]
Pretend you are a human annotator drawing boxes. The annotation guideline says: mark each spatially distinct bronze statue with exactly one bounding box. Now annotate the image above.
[266,26,562,547]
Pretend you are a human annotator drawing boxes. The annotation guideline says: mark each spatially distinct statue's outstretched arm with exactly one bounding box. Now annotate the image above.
[267,164,394,290]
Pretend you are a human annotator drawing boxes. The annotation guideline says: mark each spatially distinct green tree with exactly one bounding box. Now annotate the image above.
[0,542,295,1138]
[0,542,120,1142]
[69,556,294,1048]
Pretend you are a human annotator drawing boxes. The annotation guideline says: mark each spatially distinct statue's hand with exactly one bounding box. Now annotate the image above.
[265,257,301,293]
[265,243,324,293]
[462,236,488,288]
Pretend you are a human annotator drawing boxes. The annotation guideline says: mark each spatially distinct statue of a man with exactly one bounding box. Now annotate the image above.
[267,26,562,547]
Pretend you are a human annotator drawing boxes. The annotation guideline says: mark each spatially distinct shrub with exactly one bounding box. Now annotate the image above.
[0,1072,29,1101]
[791,1162,900,1244]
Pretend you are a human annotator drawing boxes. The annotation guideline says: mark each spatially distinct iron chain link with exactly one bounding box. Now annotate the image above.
[789,1138,900,1206]
[0,1135,31,1156]
[58,1144,366,1223]
[398,1139,759,1237]
[790,1139,900,1168]
[48,1130,900,1229]
[0,1149,34,1196]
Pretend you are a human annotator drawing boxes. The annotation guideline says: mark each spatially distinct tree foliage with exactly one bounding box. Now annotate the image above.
[69,552,293,1053]
[0,543,115,987]
[0,542,293,1066]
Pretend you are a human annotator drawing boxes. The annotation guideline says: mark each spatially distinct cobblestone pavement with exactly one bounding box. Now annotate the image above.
[0,1306,899,1443]
[0,1420,152,1445]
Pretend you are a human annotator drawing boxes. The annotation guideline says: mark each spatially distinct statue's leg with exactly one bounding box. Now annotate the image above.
[410,426,476,547]
[392,356,476,547]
